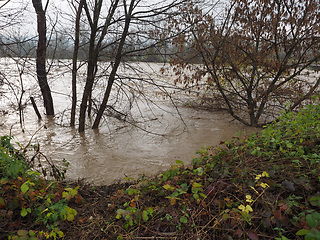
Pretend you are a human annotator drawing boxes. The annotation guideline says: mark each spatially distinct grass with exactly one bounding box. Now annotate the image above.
[1,105,320,239]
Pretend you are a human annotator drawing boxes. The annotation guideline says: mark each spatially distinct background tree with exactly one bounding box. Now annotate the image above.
[168,0,320,127]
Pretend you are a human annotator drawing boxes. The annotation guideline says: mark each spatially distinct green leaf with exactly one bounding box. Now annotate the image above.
[49,232,57,239]
[176,160,184,166]
[21,208,28,217]
[238,204,253,214]
[163,184,175,191]
[171,191,179,198]
[260,182,269,188]
[196,167,203,176]
[116,209,126,219]
[51,213,59,222]
[296,229,309,236]
[21,182,29,194]
[305,229,320,240]
[146,207,153,214]
[280,236,291,240]
[287,142,293,148]
[310,197,320,207]
[67,213,75,221]
[127,188,137,195]
[17,229,28,236]
[62,191,72,200]
[180,215,188,223]
[192,182,202,188]
[193,193,199,200]
[29,230,36,237]
[57,231,64,238]
[142,210,149,221]
[246,195,254,203]
[306,212,320,228]
[128,219,133,226]
[199,193,207,199]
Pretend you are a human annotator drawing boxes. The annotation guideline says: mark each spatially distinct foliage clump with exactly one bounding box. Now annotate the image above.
[0,136,80,239]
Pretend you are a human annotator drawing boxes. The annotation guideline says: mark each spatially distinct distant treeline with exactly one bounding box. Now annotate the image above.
[0,34,194,63]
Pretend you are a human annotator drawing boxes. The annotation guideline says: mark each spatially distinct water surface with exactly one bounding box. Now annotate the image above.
[0,59,257,185]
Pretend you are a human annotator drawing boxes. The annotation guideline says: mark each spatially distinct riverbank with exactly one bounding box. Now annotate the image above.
[1,105,320,239]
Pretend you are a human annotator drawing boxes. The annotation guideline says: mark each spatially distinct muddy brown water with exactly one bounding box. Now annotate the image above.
[0,58,258,185]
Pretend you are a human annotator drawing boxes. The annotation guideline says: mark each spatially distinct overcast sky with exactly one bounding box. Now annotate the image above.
[1,0,72,36]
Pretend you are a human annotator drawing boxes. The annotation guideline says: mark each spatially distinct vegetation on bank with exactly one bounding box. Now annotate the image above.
[1,105,320,239]
[0,135,80,240]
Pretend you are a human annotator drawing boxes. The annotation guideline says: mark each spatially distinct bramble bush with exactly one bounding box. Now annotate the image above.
[0,136,80,240]
[227,104,320,239]
[114,105,320,239]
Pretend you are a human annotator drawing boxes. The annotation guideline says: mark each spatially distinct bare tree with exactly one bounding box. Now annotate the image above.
[168,0,320,127]
[77,0,187,132]
[70,0,85,127]
[92,0,135,129]
[32,0,54,116]
[77,0,121,132]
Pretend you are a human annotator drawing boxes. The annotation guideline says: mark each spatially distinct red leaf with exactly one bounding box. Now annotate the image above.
[272,210,290,226]
[130,199,136,208]
[278,202,288,212]
[54,193,62,203]
[233,228,243,238]
[74,195,83,204]
[273,210,283,221]
[247,229,259,240]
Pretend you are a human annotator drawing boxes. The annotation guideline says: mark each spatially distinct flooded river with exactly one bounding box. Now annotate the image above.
[0,58,257,185]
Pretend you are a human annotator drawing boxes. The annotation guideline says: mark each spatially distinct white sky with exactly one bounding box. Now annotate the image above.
[1,0,72,37]
[1,0,226,38]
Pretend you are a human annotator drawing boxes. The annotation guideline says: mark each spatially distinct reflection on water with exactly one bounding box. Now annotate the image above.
[0,59,257,185]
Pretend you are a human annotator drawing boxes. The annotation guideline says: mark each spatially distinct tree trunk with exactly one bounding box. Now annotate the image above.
[70,0,84,127]
[78,37,98,132]
[92,0,134,129]
[32,0,54,116]
[78,0,119,132]
[88,90,92,117]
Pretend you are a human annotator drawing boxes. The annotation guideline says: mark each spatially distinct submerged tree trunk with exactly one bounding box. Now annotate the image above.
[32,0,54,116]
[78,0,119,132]
[70,0,84,127]
[78,0,99,132]
[92,0,134,129]
[78,39,98,132]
